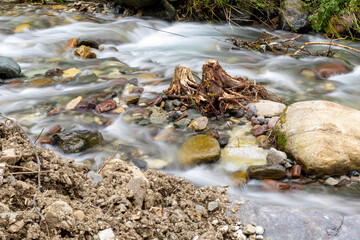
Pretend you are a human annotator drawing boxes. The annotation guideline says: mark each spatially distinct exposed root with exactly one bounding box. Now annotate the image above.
[164,59,285,116]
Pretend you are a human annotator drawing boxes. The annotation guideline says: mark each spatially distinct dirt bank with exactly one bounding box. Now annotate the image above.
[0,119,264,239]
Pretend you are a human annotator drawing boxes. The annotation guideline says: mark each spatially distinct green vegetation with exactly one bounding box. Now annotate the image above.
[304,0,360,39]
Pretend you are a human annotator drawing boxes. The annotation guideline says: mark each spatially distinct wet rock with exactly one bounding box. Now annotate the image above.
[146,96,162,106]
[127,177,149,208]
[349,170,360,177]
[149,106,167,124]
[51,130,104,153]
[95,99,117,114]
[267,116,279,129]
[247,164,286,180]
[74,45,96,59]
[64,38,78,50]
[76,97,99,110]
[257,116,265,125]
[222,125,267,170]
[36,137,51,144]
[251,116,260,125]
[188,116,208,131]
[66,96,83,110]
[218,136,229,148]
[230,170,248,188]
[126,95,140,105]
[178,134,220,166]
[280,0,309,32]
[173,118,191,128]
[256,135,272,149]
[0,148,20,165]
[255,100,286,117]
[232,196,358,240]
[246,103,256,119]
[30,78,53,88]
[45,68,63,78]
[252,125,269,137]
[47,124,62,135]
[291,165,302,178]
[0,56,21,79]
[98,228,115,240]
[77,39,99,49]
[138,119,150,126]
[261,179,290,191]
[44,200,75,231]
[71,69,97,83]
[266,148,287,165]
[131,158,147,170]
[316,62,348,79]
[206,129,220,139]
[274,100,360,176]
[324,177,339,186]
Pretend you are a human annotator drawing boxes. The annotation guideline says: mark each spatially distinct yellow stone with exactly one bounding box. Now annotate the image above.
[66,96,83,110]
[63,68,81,78]
[230,170,248,188]
[52,5,67,10]
[14,24,30,33]
[112,107,126,113]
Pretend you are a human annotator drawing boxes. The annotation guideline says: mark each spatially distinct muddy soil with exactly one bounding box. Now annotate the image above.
[0,119,258,239]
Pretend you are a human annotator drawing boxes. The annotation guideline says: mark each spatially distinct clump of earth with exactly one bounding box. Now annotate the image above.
[0,120,264,239]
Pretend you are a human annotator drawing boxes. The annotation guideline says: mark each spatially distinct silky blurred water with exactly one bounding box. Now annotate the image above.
[0,3,360,215]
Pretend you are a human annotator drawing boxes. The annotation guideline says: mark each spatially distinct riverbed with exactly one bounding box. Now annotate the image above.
[1,3,360,216]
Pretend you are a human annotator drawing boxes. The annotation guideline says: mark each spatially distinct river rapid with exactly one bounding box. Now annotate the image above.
[1,3,360,216]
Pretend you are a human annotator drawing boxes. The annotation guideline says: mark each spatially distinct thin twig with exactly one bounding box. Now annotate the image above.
[11,171,50,175]
[0,114,45,221]
[97,144,121,174]
[34,128,44,145]
[294,42,360,55]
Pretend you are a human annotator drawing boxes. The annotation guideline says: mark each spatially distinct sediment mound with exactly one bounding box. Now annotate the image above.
[0,119,258,239]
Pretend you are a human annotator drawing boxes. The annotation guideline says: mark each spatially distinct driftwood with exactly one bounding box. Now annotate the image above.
[164,59,285,116]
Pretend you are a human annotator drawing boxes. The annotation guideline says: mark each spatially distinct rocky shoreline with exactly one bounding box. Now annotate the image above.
[0,120,267,239]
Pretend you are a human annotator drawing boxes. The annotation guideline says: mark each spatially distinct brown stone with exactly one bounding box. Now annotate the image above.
[47,125,62,135]
[252,125,269,137]
[76,97,98,110]
[290,184,304,190]
[206,130,220,139]
[316,62,348,79]
[95,99,117,114]
[64,38,78,50]
[47,109,60,116]
[291,165,302,178]
[261,179,290,192]
[256,135,272,149]
[146,96,162,106]
[37,137,52,144]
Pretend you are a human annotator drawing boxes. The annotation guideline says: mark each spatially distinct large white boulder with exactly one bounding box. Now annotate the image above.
[274,100,360,176]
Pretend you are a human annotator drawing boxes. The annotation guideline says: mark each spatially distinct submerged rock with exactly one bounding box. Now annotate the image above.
[274,100,360,176]
[51,130,104,153]
[316,62,348,79]
[221,125,267,171]
[71,69,98,83]
[247,164,286,180]
[0,56,21,80]
[178,134,220,167]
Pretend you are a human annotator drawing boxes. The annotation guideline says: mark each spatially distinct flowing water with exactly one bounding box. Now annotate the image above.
[1,3,360,215]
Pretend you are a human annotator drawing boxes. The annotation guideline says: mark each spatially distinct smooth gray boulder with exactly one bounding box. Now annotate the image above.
[230,196,360,240]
